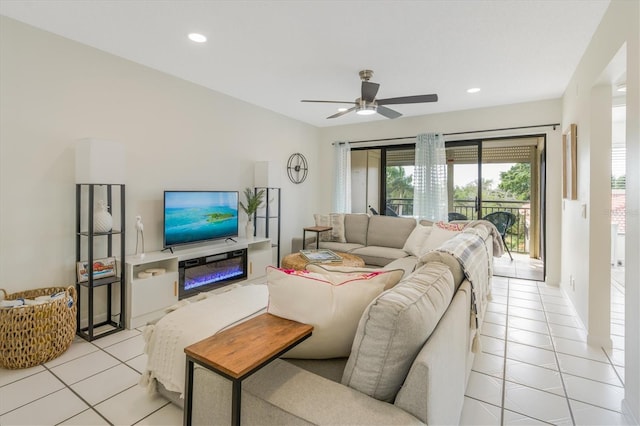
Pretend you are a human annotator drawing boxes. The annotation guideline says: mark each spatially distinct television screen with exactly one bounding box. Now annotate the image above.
[163,191,239,248]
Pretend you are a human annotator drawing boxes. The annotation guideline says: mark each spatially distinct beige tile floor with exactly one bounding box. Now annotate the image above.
[0,275,631,425]
[493,252,545,282]
[460,275,630,425]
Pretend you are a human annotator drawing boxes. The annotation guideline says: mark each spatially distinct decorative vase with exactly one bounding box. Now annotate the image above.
[93,200,113,233]
[245,220,254,240]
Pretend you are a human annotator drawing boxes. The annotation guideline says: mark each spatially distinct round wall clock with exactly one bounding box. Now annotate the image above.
[287,153,308,184]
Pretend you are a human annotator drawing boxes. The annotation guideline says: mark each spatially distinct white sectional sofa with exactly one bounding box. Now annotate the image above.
[142,219,503,425]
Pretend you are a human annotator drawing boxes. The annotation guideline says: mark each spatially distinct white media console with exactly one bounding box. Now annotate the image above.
[124,237,272,329]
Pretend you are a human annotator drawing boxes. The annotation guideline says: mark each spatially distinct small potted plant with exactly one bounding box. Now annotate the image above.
[239,187,265,238]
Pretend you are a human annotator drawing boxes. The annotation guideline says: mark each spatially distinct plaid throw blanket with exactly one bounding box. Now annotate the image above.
[435,228,493,330]
[463,220,505,257]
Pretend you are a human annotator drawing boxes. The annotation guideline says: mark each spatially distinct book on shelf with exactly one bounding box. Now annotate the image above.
[299,249,342,263]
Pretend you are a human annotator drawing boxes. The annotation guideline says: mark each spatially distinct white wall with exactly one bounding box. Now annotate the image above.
[561,0,639,421]
[318,99,563,285]
[0,17,321,295]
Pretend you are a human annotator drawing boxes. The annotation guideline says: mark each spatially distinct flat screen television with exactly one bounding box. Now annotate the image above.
[163,191,239,249]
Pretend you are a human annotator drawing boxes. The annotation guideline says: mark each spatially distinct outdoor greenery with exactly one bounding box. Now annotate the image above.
[449,163,531,254]
[611,175,626,189]
[499,163,531,200]
[385,166,414,214]
[386,166,413,200]
[452,163,530,202]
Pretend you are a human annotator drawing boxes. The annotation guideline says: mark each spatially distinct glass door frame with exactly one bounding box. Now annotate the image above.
[446,139,483,219]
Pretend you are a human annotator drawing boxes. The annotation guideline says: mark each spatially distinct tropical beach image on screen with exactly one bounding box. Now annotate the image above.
[164,191,238,247]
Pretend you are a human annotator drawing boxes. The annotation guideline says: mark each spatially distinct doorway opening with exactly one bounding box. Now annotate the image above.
[610,101,626,370]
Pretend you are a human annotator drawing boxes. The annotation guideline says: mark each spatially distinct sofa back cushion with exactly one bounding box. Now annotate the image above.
[344,214,369,245]
[417,251,465,288]
[341,262,455,402]
[366,215,416,249]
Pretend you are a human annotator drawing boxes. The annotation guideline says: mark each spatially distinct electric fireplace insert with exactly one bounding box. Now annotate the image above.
[178,249,247,299]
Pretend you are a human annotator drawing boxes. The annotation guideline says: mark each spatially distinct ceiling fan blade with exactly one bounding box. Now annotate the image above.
[361,81,380,103]
[327,107,356,119]
[301,99,355,104]
[377,94,438,105]
[376,106,402,119]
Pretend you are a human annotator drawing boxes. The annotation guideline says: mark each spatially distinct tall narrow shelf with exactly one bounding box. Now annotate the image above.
[253,187,281,267]
[75,183,125,341]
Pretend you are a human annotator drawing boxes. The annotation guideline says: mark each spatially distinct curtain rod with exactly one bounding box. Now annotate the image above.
[335,123,560,145]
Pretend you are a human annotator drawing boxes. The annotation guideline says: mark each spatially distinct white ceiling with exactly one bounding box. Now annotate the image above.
[0,0,611,128]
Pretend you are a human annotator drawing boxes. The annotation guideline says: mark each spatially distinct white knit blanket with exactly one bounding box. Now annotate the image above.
[140,284,269,397]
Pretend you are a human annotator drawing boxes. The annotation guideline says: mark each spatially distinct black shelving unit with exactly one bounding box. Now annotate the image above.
[253,187,281,267]
[75,183,125,341]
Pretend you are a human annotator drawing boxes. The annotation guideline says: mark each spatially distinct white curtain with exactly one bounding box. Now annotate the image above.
[333,142,351,213]
[414,133,447,221]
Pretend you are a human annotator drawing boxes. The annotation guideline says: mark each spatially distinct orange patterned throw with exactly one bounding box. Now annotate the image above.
[436,221,466,231]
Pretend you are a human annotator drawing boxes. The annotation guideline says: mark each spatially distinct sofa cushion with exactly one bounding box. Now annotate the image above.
[266,266,403,359]
[419,219,435,227]
[417,251,465,288]
[350,246,410,267]
[366,215,417,249]
[314,213,346,242]
[318,241,364,254]
[402,224,433,256]
[341,262,455,402]
[383,256,418,279]
[344,213,370,245]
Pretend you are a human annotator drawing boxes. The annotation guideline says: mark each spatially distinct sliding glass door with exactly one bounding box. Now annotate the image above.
[350,138,545,263]
[351,145,416,216]
[447,141,481,220]
[446,137,544,259]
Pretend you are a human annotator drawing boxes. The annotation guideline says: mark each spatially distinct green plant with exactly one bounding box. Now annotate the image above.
[239,187,265,220]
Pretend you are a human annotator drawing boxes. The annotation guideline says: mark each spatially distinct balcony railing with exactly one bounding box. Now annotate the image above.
[385,198,530,254]
[451,200,530,254]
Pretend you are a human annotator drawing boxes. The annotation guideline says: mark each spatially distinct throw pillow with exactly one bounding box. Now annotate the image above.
[314,213,346,243]
[306,264,403,290]
[436,220,465,231]
[421,225,462,252]
[341,262,455,402]
[402,224,433,257]
[266,266,403,359]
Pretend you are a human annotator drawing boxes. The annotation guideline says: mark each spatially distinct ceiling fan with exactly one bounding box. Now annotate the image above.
[301,69,438,119]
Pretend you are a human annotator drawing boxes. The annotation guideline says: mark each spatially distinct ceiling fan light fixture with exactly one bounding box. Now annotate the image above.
[188,33,207,43]
[356,105,377,116]
[467,87,481,94]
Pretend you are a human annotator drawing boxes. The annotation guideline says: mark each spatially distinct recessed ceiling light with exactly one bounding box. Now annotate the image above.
[616,83,627,92]
[188,33,207,43]
[467,88,481,94]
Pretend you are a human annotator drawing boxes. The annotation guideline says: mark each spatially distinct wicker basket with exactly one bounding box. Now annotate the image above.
[0,286,77,369]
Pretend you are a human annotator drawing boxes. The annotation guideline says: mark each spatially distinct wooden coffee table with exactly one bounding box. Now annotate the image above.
[183,313,313,426]
[281,251,365,271]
